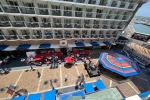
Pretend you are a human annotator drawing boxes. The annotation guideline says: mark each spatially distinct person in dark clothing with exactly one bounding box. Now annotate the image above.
[30,63,34,71]
[37,70,41,78]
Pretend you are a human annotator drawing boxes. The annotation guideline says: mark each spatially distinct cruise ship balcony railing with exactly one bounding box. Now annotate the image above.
[119,3,126,8]
[88,0,96,4]
[52,10,61,16]
[39,22,51,28]
[65,34,72,39]
[106,35,111,38]
[74,24,82,28]
[84,24,91,28]
[128,4,134,9]
[2,5,20,13]
[26,22,39,27]
[22,35,31,39]
[44,34,53,39]
[102,25,110,29]
[82,34,90,38]
[86,12,93,18]
[76,0,85,3]
[75,11,83,17]
[114,15,123,20]
[122,15,129,20]
[11,21,26,27]
[74,34,81,38]
[35,8,49,15]
[55,33,63,39]
[64,23,73,28]
[53,23,62,28]
[20,7,35,14]
[64,10,72,16]
[8,35,18,40]
[96,13,105,18]
[111,2,117,7]
[99,35,105,38]
[0,21,11,27]
[0,35,4,40]
[32,34,42,39]
[106,14,115,19]
[63,0,73,2]
[117,25,124,29]
[99,1,107,6]
[110,25,118,29]
[91,34,98,38]
[93,24,100,28]
[112,35,117,37]
[0,7,3,12]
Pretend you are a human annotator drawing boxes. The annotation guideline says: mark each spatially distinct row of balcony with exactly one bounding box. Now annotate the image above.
[0,21,125,29]
[0,6,131,20]
[0,32,117,40]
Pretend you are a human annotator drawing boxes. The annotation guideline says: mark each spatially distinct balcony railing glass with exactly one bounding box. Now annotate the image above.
[64,10,72,16]
[64,23,73,28]
[35,8,49,15]
[96,13,106,18]
[2,6,20,13]
[0,35,4,40]
[11,21,25,27]
[74,24,82,28]
[84,24,91,28]
[52,10,61,16]
[93,24,100,28]
[26,22,39,27]
[0,21,11,27]
[52,23,62,28]
[86,12,93,18]
[20,7,35,14]
[39,22,51,28]
[75,11,83,17]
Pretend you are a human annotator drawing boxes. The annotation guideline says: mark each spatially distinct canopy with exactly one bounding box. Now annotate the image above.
[11,95,26,100]
[90,42,99,46]
[98,52,139,77]
[39,43,51,49]
[44,89,56,100]
[83,83,95,94]
[103,41,112,45]
[0,45,8,50]
[16,44,31,49]
[64,56,73,63]
[75,42,85,47]
[94,80,106,91]
[28,93,41,100]
[4,46,17,51]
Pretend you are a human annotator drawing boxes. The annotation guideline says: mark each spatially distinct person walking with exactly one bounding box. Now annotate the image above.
[37,70,41,78]
[30,63,34,71]
[65,75,68,82]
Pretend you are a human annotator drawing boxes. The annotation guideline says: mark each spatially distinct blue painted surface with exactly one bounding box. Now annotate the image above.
[16,44,31,49]
[90,42,99,46]
[83,83,95,93]
[138,90,150,98]
[94,80,106,90]
[0,45,8,50]
[39,43,51,48]
[11,95,26,100]
[28,93,41,100]
[75,42,85,47]
[103,41,112,45]
[44,89,56,100]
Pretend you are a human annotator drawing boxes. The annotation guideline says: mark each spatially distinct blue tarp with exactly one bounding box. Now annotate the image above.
[16,44,31,49]
[0,45,8,50]
[94,80,106,90]
[83,83,95,94]
[138,90,150,98]
[103,41,112,45]
[28,93,41,100]
[44,89,56,100]
[39,43,51,48]
[11,95,26,100]
[90,42,99,46]
[58,90,86,100]
[75,42,85,47]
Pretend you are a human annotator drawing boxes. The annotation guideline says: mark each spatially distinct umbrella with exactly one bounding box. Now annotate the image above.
[98,52,139,77]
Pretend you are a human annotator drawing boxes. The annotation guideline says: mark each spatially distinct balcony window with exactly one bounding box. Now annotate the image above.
[86,8,93,18]
[64,0,73,2]
[76,0,85,3]
[120,3,126,8]
[65,31,72,38]
[128,4,134,9]
[74,19,82,28]
[112,31,117,37]
[75,7,82,17]
[8,30,18,39]
[0,8,2,12]
[20,2,35,14]
[52,5,61,16]
[91,31,97,38]
[40,18,51,27]
[111,1,117,7]
[44,30,53,39]
[53,18,62,28]
[37,4,49,15]
[84,20,91,28]
[99,31,104,38]
[74,31,80,38]
[93,20,99,28]
[2,6,20,13]
[99,0,107,6]
[82,31,89,38]
[7,0,19,6]
[0,30,4,40]
[88,0,96,4]
[106,32,111,38]
[64,6,72,16]
[96,9,103,18]
[21,30,30,39]
[55,31,63,39]
[33,30,42,39]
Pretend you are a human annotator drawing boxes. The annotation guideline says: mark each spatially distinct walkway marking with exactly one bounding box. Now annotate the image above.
[60,66,63,87]
[75,65,80,75]
[135,76,148,81]
[109,80,112,87]
[37,68,44,92]
[15,70,24,86]
[128,82,139,94]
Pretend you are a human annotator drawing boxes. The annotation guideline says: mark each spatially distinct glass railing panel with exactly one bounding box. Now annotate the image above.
[75,11,83,17]
[96,13,105,18]
[35,8,49,15]
[99,1,107,6]
[44,35,53,39]
[52,23,62,28]
[128,4,134,9]
[93,24,100,28]
[117,25,124,29]
[64,34,72,39]
[82,34,90,38]
[26,22,39,27]
[84,24,91,28]
[114,15,123,20]
[0,21,11,27]
[55,34,63,39]
[8,35,18,39]
[106,14,115,19]
[11,21,25,27]
[74,24,82,28]
[0,7,3,12]
[88,0,96,4]
[39,22,51,28]
[73,34,81,38]
[51,10,61,16]
[20,7,35,14]
[102,24,109,29]
[64,23,73,28]
[0,35,4,40]
[120,3,126,8]
[110,25,118,29]
[91,34,98,38]
[86,12,93,18]
[22,35,31,39]
[64,10,72,16]
[76,0,85,3]
[2,6,20,13]
[64,0,73,2]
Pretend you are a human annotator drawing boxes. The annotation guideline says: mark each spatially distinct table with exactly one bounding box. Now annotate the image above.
[55,52,63,57]
[64,56,73,63]
[82,50,90,55]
